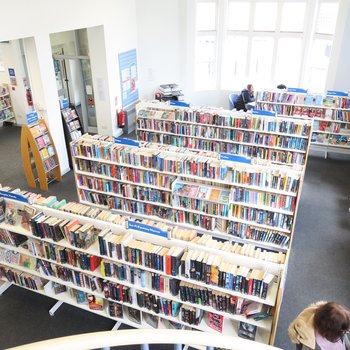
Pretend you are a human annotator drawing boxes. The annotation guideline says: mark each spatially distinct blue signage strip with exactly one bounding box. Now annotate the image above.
[113,137,139,147]
[326,90,348,97]
[252,109,276,117]
[287,87,308,93]
[169,101,190,108]
[128,220,168,238]
[219,153,251,164]
[0,190,28,203]
[26,111,39,125]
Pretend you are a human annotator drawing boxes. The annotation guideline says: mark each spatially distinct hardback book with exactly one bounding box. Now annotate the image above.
[208,312,223,333]
[238,321,257,341]
[142,312,159,328]
[53,282,67,294]
[126,307,141,324]
[87,294,104,310]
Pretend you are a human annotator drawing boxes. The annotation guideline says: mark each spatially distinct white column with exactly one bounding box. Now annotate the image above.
[24,35,70,175]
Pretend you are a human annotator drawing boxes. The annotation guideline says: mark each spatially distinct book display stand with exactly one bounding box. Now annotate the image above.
[69,122,311,344]
[61,106,84,169]
[256,89,350,158]
[0,185,283,345]
[21,118,61,191]
[0,84,16,126]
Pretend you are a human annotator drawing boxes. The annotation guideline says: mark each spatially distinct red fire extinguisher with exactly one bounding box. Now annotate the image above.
[118,109,126,128]
[26,88,33,107]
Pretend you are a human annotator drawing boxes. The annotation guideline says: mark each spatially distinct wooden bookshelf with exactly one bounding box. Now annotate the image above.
[255,89,350,158]
[0,84,16,126]
[21,118,61,191]
[0,186,285,345]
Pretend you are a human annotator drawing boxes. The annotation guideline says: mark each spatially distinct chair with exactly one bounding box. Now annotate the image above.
[229,93,239,110]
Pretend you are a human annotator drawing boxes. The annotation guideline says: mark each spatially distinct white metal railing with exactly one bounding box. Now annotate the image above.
[6,329,282,350]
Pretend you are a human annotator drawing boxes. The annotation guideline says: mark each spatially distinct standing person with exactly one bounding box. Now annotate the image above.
[234,84,255,111]
[288,301,350,349]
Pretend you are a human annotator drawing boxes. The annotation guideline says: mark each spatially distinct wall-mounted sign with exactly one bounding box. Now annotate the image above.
[26,111,39,125]
[118,49,139,108]
[8,68,17,86]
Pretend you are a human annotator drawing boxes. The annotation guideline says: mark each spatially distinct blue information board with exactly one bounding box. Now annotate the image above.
[169,101,190,107]
[113,137,139,147]
[128,220,168,238]
[327,90,348,97]
[26,111,39,125]
[287,88,308,93]
[0,190,28,203]
[118,49,139,108]
[219,153,251,164]
[252,109,276,117]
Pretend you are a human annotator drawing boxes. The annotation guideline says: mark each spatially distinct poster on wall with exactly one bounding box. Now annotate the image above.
[118,49,139,108]
[8,68,17,86]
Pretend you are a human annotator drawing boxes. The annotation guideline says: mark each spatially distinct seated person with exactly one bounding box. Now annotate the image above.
[277,84,287,90]
[234,84,255,111]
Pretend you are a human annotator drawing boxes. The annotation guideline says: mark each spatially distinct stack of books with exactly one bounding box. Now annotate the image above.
[156,84,184,102]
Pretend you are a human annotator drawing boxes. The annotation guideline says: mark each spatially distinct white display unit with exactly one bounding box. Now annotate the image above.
[0,190,284,346]
[256,89,350,158]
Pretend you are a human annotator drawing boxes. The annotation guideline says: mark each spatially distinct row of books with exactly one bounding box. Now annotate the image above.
[43,157,57,172]
[0,97,11,109]
[36,133,51,149]
[39,145,55,160]
[136,132,306,165]
[313,120,350,134]
[257,91,350,109]
[311,133,350,146]
[0,109,14,121]
[77,175,172,204]
[228,222,290,248]
[30,122,48,139]
[62,108,79,123]
[137,121,308,152]
[0,266,41,290]
[137,108,311,137]
[74,156,300,196]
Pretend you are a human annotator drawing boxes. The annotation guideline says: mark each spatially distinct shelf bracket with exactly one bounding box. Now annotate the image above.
[174,344,183,350]
[140,344,149,350]
[0,281,11,295]
[49,300,63,316]
[111,321,122,331]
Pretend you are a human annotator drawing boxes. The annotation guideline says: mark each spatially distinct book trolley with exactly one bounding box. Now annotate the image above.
[66,102,312,345]
[255,88,350,158]
[21,117,61,191]
[0,185,282,346]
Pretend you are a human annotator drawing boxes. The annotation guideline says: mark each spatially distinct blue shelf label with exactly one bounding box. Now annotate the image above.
[252,109,276,117]
[26,111,39,125]
[128,220,168,238]
[0,190,29,203]
[287,87,308,93]
[169,101,190,107]
[326,90,348,97]
[219,153,251,164]
[113,137,139,147]
[60,98,69,109]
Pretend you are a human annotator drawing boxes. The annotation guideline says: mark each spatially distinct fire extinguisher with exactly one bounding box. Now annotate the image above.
[26,88,33,107]
[118,109,126,128]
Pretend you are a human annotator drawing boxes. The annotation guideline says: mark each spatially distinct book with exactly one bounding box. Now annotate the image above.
[4,203,18,225]
[53,282,67,294]
[87,294,104,310]
[0,197,5,223]
[238,321,257,340]
[126,307,141,324]
[208,312,223,333]
[142,312,159,328]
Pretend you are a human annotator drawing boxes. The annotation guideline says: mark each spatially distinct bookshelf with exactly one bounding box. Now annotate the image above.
[0,186,284,345]
[255,89,350,157]
[135,101,312,166]
[21,118,62,191]
[0,84,15,125]
[61,106,84,169]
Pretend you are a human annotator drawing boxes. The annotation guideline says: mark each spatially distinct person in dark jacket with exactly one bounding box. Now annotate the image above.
[234,84,255,111]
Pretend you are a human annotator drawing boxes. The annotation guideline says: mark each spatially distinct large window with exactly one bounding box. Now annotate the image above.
[194,0,340,92]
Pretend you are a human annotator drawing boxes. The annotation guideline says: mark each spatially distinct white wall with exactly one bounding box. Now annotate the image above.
[0,0,138,175]
[0,41,30,125]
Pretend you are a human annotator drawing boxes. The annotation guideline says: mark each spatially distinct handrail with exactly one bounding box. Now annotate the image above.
[6,329,282,350]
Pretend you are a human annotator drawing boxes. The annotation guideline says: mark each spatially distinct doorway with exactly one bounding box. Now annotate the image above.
[50,29,97,133]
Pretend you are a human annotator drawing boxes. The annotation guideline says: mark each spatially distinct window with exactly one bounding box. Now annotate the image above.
[194,0,340,92]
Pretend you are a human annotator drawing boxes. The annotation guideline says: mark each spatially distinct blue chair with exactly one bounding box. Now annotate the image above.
[229,93,239,110]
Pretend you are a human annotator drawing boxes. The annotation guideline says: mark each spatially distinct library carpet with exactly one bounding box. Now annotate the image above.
[1,125,350,350]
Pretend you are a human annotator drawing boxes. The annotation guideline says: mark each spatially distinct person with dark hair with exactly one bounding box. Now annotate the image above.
[234,84,255,111]
[288,301,350,349]
[277,84,287,90]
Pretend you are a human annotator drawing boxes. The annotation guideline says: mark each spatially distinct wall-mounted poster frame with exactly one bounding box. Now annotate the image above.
[118,49,138,108]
